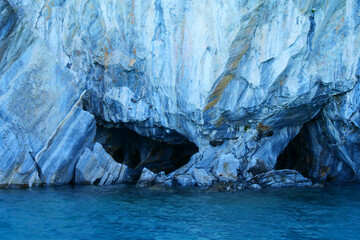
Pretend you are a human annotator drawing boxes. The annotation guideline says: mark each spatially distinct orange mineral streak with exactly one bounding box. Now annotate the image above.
[128,0,136,24]
[129,59,136,67]
[256,123,271,132]
[204,74,234,112]
[45,1,53,21]
[203,14,258,112]
[103,45,112,67]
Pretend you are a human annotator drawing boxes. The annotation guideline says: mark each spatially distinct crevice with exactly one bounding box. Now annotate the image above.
[28,151,44,184]
[307,10,316,50]
[94,122,199,180]
[93,178,101,185]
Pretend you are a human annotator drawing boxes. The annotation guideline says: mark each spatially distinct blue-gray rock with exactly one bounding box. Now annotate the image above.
[1,0,360,188]
[191,168,215,187]
[136,168,157,187]
[276,81,360,182]
[155,171,166,185]
[0,0,97,187]
[175,174,196,187]
[36,106,96,185]
[136,169,169,187]
[246,184,262,190]
[214,154,240,182]
[75,142,130,185]
[253,170,312,188]
[164,179,173,188]
[0,119,40,187]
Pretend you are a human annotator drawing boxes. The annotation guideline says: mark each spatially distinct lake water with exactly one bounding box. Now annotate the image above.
[0,183,359,239]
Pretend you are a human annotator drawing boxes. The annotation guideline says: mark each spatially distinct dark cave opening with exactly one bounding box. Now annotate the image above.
[94,123,199,179]
[112,148,125,165]
[275,117,356,182]
[275,128,313,179]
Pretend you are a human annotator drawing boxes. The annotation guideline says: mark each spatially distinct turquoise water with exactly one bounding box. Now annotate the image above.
[0,184,360,239]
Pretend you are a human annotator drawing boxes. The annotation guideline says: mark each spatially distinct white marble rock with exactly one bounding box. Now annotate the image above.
[1,0,360,187]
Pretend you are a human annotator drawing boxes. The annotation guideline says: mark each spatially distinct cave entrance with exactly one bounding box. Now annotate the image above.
[276,122,355,182]
[95,123,199,178]
[275,122,317,179]
[275,127,313,179]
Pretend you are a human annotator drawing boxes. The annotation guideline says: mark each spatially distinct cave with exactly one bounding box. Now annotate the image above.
[275,125,315,179]
[94,123,199,179]
[276,123,356,182]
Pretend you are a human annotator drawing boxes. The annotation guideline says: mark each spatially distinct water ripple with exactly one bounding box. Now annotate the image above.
[0,184,360,239]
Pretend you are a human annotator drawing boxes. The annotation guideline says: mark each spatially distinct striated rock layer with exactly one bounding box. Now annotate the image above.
[0,0,360,189]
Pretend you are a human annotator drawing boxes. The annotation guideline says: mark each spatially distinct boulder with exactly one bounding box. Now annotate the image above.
[214,154,240,182]
[175,175,196,187]
[253,170,312,188]
[75,142,129,185]
[155,171,166,185]
[136,168,157,188]
[192,168,215,187]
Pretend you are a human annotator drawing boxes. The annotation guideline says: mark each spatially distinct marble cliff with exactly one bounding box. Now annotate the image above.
[0,0,360,189]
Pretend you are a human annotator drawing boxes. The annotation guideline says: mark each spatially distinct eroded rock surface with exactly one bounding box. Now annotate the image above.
[136,168,156,187]
[0,0,360,189]
[252,170,312,188]
[75,142,130,185]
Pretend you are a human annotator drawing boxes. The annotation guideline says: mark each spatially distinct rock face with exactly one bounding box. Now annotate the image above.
[75,142,130,185]
[37,106,96,185]
[277,85,360,182]
[0,118,40,187]
[0,0,360,188]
